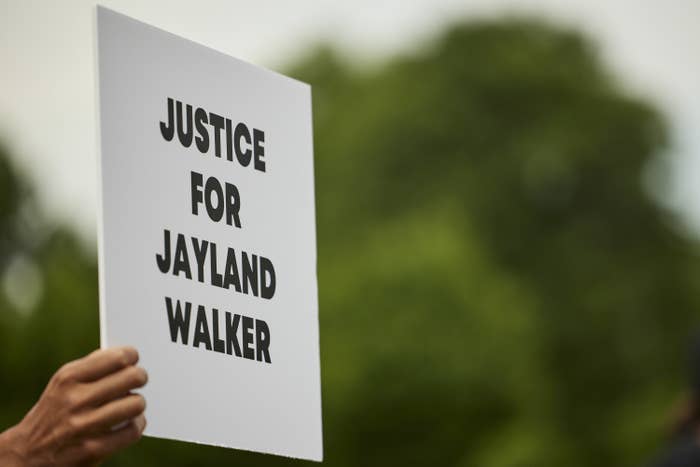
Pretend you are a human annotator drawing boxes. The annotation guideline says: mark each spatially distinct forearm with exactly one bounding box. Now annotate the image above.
[0,425,27,467]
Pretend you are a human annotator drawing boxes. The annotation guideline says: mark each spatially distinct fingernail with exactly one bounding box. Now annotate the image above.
[136,415,147,432]
[124,346,139,363]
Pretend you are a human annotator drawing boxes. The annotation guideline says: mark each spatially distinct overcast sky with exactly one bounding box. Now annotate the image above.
[1,0,698,243]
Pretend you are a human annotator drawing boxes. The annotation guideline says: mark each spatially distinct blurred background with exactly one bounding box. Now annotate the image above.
[1,1,700,466]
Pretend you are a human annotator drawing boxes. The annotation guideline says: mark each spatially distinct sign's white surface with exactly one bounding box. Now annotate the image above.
[95,6,322,460]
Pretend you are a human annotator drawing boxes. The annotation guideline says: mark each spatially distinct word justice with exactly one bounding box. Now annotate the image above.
[159,97,266,172]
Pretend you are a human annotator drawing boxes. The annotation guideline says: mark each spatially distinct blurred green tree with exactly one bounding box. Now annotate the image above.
[1,19,698,467]
[0,145,100,432]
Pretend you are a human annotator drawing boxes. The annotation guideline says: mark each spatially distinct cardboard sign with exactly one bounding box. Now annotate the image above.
[95,6,322,460]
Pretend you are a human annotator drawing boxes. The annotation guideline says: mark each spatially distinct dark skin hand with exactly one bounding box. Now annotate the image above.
[0,347,148,466]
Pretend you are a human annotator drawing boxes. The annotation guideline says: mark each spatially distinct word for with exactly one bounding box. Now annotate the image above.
[191,171,242,228]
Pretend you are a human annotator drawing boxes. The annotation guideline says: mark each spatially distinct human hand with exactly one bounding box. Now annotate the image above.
[0,346,148,467]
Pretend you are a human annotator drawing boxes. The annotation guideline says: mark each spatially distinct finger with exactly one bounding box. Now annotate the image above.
[83,365,148,406]
[69,347,139,382]
[77,394,146,435]
[59,415,146,465]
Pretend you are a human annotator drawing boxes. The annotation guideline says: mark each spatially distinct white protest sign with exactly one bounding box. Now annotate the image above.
[95,6,322,460]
